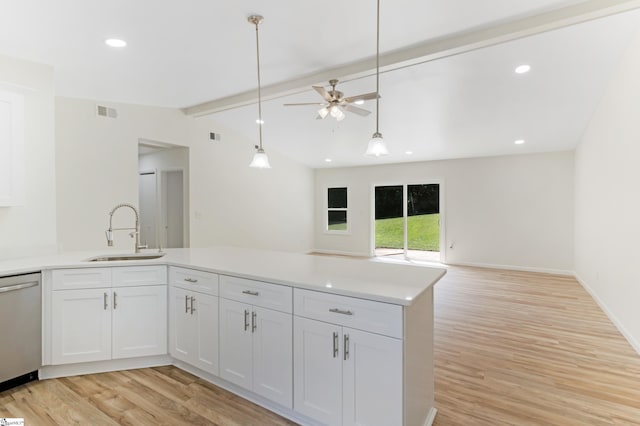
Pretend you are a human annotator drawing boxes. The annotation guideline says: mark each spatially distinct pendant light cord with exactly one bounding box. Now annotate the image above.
[375,0,380,134]
[254,19,264,150]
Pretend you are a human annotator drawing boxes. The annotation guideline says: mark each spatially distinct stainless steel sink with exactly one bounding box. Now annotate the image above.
[85,253,166,262]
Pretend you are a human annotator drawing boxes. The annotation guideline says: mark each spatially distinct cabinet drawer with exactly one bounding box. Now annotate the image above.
[170,266,219,296]
[52,268,111,290]
[113,265,167,287]
[220,275,292,313]
[294,289,403,338]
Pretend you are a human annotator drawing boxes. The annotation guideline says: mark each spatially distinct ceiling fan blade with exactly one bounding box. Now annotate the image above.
[283,102,326,106]
[343,91,379,103]
[313,85,333,102]
[343,104,371,116]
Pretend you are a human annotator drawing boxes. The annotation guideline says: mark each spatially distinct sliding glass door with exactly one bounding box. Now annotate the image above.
[374,183,441,262]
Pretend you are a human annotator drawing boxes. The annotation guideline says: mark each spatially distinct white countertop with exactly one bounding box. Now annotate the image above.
[0,247,446,305]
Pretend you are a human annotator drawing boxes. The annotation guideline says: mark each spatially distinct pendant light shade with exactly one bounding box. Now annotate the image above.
[249,147,271,168]
[365,132,389,157]
[248,15,271,169]
[365,0,389,156]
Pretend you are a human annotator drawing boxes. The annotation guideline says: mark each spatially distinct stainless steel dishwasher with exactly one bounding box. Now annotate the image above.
[0,272,41,392]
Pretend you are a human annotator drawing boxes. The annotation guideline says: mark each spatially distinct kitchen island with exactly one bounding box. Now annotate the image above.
[0,247,446,426]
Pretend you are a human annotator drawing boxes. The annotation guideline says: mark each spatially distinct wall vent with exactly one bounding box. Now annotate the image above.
[210,132,222,141]
[96,105,118,118]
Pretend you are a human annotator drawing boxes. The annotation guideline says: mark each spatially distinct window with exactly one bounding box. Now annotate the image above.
[327,187,348,233]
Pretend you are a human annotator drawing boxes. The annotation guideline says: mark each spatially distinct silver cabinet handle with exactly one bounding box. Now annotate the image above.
[184,278,198,283]
[113,292,118,309]
[104,292,108,310]
[190,296,196,315]
[244,309,250,331]
[185,295,189,313]
[242,290,260,296]
[329,308,354,316]
[333,332,339,358]
[251,311,257,333]
[344,334,350,361]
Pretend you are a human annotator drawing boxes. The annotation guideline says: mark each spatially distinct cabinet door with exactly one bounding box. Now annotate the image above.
[253,307,293,408]
[219,298,253,389]
[342,328,403,426]
[193,292,219,375]
[112,285,167,359]
[293,317,342,425]
[51,288,111,365]
[170,286,194,362]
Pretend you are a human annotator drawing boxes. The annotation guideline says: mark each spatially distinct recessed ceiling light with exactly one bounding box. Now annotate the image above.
[515,64,531,74]
[354,100,365,105]
[105,38,127,48]
[255,119,264,124]
[514,139,525,145]
[405,151,413,155]
[324,158,333,163]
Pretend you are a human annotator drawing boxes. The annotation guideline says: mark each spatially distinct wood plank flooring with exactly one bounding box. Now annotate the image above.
[1,266,640,425]
[0,366,296,425]
[433,266,640,425]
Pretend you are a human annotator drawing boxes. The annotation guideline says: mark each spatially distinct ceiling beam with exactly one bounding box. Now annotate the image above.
[183,0,640,117]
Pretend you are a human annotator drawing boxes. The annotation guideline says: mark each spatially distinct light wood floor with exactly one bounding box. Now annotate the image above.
[433,266,640,425]
[2,266,640,425]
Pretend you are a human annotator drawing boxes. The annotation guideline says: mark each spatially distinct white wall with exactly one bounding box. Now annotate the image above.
[55,97,314,253]
[0,55,57,260]
[575,31,640,352]
[315,152,574,273]
[186,116,314,253]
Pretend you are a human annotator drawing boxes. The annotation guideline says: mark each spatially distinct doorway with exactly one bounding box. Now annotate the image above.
[373,183,442,262]
[138,141,189,249]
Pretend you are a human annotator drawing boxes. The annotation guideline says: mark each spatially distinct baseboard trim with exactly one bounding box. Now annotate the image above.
[424,407,438,426]
[308,248,371,258]
[574,273,640,356]
[39,355,172,380]
[447,260,574,276]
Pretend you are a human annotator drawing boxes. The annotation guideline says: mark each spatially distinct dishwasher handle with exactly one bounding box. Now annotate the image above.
[0,281,39,294]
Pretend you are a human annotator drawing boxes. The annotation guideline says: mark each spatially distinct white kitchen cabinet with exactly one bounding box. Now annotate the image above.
[219,276,293,409]
[112,285,167,359]
[169,285,219,375]
[294,289,404,426]
[51,288,112,365]
[49,266,168,365]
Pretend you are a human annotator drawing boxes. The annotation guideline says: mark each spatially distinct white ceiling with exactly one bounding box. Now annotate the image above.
[2,1,640,168]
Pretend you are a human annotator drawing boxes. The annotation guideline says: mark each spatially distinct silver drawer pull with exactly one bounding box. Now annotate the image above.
[242,290,260,296]
[333,332,339,358]
[185,295,189,313]
[0,281,38,293]
[244,309,250,331]
[329,308,354,316]
[344,334,350,361]
[184,278,198,283]
[104,292,108,310]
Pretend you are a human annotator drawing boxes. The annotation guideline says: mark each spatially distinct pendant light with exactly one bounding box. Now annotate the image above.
[248,15,271,169]
[365,0,389,157]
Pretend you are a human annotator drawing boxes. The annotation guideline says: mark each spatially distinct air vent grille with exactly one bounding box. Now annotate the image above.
[96,105,118,118]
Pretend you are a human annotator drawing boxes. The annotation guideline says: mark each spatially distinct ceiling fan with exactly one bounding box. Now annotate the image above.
[284,79,379,121]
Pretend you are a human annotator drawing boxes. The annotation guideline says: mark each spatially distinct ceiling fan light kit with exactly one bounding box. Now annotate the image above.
[248,14,271,169]
[365,0,389,157]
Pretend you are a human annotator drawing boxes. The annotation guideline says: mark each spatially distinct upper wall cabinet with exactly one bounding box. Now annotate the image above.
[0,90,24,206]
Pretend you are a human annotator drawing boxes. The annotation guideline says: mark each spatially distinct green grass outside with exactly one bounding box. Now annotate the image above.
[375,213,440,251]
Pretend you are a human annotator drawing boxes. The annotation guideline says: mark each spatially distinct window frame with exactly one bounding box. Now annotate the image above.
[325,186,350,235]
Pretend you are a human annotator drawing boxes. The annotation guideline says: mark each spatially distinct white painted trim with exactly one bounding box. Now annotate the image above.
[575,273,640,356]
[39,355,172,379]
[324,185,351,235]
[424,407,438,426]
[447,260,574,276]
[309,248,370,258]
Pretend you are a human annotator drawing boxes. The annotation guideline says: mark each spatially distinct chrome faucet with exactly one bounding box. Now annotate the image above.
[105,203,147,253]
